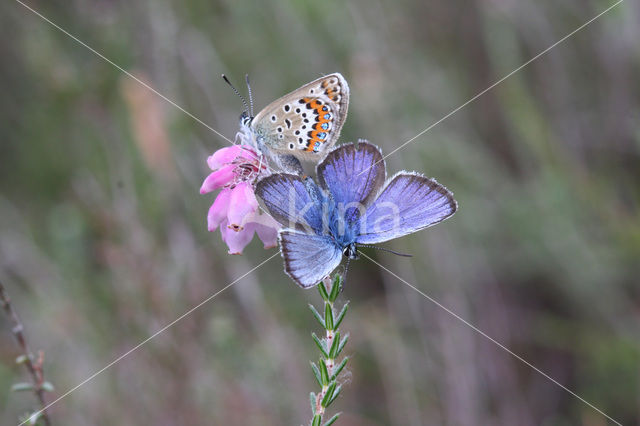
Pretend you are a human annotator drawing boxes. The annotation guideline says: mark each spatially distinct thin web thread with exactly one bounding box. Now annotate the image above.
[13,0,233,145]
[11,0,625,423]
[361,252,623,426]
[358,0,624,176]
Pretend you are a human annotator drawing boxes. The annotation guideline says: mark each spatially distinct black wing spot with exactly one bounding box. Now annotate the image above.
[285,119,292,128]
[283,104,290,112]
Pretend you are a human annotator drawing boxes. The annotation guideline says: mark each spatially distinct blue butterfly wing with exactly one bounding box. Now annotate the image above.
[279,230,342,288]
[356,172,457,244]
[317,141,386,214]
[255,173,325,234]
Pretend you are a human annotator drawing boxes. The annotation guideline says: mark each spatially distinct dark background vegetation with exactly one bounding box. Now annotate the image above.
[1,0,638,424]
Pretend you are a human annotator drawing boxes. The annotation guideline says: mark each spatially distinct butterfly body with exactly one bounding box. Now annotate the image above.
[256,141,458,288]
[240,73,349,174]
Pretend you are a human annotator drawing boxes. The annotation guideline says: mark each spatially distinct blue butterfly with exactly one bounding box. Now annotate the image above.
[255,140,458,288]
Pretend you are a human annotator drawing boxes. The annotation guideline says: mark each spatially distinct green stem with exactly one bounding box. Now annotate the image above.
[0,280,53,426]
[308,274,348,426]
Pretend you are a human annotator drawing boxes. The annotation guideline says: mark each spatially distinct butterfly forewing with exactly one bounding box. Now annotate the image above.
[356,172,458,244]
[251,73,349,162]
[254,173,325,234]
[317,141,386,209]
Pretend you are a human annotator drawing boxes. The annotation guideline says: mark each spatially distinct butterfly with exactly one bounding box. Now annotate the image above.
[225,73,349,175]
[255,140,458,288]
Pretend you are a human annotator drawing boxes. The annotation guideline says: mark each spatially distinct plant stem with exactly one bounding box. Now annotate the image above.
[308,274,348,426]
[0,280,52,426]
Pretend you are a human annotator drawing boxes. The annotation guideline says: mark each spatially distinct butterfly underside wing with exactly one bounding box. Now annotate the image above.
[250,73,349,172]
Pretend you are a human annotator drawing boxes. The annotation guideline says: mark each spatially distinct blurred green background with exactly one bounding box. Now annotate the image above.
[1,0,639,424]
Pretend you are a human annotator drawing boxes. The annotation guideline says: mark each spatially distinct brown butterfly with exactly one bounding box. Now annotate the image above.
[226,73,349,174]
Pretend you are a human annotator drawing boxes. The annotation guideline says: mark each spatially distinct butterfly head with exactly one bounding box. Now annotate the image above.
[342,243,359,260]
[239,110,253,127]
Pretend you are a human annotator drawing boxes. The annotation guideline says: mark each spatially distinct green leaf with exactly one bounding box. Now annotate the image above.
[337,333,349,355]
[311,362,322,387]
[310,392,317,415]
[330,357,348,381]
[318,282,329,301]
[334,302,349,329]
[321,382,337,407]
[11,382,34,392]
[329,275,341,302]
[319,359,329,386]
[324,303,334,331]
[312,333,329,358]
[329,332,340,359]
[309,304,325,328]
[328,384,342,405]
[312,414,322,426]
[324,413,341,426]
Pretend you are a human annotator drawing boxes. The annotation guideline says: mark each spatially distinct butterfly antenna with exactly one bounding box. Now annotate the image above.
[358,245,412,257]
[222,74,250,116]
[245,74,254,117]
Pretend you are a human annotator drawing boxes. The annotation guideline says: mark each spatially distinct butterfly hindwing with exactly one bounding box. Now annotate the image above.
[251,73,349,163]
[356,172,457,244]
[279,230,342,288]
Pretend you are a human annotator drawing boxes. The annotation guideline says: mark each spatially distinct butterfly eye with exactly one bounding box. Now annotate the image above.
[239,111,252,126]
[342,244,359,259]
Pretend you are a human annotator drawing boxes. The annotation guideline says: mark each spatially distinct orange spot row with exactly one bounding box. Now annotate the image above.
[301,97,333,152]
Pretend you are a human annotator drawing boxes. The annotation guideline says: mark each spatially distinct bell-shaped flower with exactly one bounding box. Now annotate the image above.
[201,142,280,254]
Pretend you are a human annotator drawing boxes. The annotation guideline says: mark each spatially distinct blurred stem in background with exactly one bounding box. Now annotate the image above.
[0,281,53,426]
[308,275,349,426]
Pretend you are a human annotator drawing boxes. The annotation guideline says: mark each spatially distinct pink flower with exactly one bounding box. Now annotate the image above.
[201,144,280,254]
